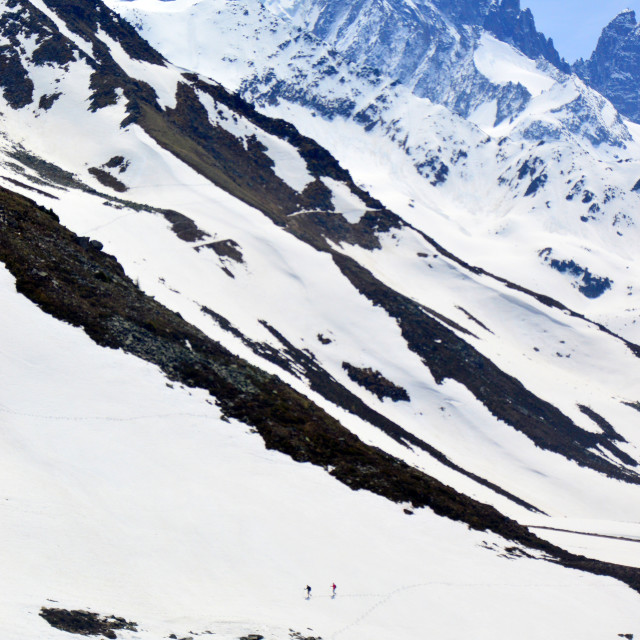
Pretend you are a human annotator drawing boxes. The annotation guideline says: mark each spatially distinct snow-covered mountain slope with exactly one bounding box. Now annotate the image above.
[2,0,640,637]
[5,255,640,640]
[2,0,638,514]
[3,168,640,640]
[109,0,640,346]
[262,0,569,118]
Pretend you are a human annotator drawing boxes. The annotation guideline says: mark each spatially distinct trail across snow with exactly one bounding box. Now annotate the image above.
[0,404,220,424]
[325,579,580,639]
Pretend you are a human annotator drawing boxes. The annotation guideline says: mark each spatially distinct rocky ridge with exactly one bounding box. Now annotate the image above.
[574,10,640,124]
[265,0,568,122]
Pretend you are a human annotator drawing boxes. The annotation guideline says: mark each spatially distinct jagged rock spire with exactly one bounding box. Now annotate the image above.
[573,10,640,123]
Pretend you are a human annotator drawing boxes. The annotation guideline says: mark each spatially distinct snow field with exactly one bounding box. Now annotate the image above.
[2,266,640,640]
[474,33,556,98]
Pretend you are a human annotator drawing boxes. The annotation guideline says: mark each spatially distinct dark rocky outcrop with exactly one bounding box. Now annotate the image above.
[39,608,137,638]
[202,239,244,263]
[341,362,410,402]
[42,0,165,66]
[479,0,568,72]
[88,167,128,193]
[538,248,613,299]
[38,92,62,111]
[430,0,567,71]
[0,45,34,108]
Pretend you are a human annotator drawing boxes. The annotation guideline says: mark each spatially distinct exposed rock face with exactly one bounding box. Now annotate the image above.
[574,10,640,124]
[270,0,567,123]
[478,0,567,71]
[341,362,410,402]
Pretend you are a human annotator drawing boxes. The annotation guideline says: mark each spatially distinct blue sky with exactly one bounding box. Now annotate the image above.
[522,1,639,62]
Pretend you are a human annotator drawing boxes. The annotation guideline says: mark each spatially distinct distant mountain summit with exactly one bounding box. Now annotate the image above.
[574,10,640,123]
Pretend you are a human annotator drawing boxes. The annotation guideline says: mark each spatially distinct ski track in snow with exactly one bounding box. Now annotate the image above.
[0,404,220,423]
[327,579,578,638]
[527,525,640,544]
